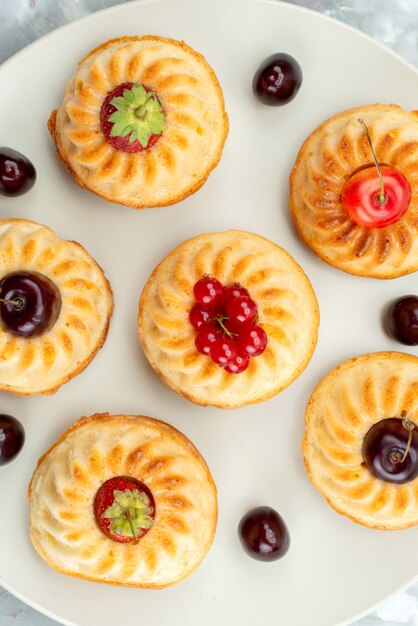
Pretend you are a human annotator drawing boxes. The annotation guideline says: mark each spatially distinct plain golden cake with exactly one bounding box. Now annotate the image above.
[0,219,113,395]
[303,352,418,530]
[290,104,418,278]
[28,413,217,588]
[48,35,229,209]
[138,230,319,408]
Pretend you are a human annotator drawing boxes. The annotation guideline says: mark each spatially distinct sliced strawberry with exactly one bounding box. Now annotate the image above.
[94,476,155,543]
[100,82,166,153]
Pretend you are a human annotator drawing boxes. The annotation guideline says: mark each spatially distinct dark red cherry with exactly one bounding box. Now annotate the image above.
[238,506,290,561]
[362,418,418,484]
[386,296,418,346]
[0,148,36,196]
[0,271,61,337]
[253,53,302,106]
[0,415,25,465]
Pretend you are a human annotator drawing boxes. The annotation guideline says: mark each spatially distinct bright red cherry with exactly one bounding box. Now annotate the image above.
[195,323,220,356]
[342,165,411,228]
[220,283,250,311]
[210,337,237,366]
[227,296,257,327]
[189,304,213,331]
[224,351,250,374]
[238,506,290,561]
[193,276,223,308]
[341,120,411,228]
[236,325,268,357]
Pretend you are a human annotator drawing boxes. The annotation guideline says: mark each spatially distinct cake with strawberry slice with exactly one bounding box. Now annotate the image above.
[29,413,217,587]
[48,36,228,209]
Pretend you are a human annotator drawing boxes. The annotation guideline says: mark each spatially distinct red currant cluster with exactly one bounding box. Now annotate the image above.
[189,276,268,374]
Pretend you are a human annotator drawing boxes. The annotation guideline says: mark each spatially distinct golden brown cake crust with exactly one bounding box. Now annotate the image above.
[138,230,319,409]
[0,219,113,395]
[49,35,229,210]
[290,104,418,278]
[303,352,418,529]
[28,413,217,588]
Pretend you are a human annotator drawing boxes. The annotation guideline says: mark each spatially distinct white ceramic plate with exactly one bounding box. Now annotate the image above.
[0,1,417,625]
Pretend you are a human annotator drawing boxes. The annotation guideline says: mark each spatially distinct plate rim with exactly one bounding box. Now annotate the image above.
[0,1,418,625]
[2,0,418,80]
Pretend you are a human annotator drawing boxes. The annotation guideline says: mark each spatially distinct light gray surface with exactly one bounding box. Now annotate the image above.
[1,1,417,625]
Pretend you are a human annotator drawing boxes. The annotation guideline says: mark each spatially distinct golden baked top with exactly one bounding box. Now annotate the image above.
[0,219,113,395]
[49,35,228,209]
[290,104,418,278]
[138,230,319,408]
[28,414,217,588]
[303,352,418,529]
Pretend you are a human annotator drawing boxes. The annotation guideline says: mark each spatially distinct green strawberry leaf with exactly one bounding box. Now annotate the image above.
[103,502,123,518]
[108,111,126,124]
[110,122,130,137]
[132,84,147,101]
[137,128,151,147]
[123,89,136,104]
[102,488,154,540]
[110,96,127,109]
[120,125,134,137]
[106,83,166,147]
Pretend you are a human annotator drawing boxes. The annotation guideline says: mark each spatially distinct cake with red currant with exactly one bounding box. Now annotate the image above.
[303,352,418,529]
[138,230,319,408]
[290,104,418,278]
[28,413,217,587]
[0,219,113,395]
[48,35,228,209]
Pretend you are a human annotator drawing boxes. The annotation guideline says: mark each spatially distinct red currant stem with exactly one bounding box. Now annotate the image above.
[0,297,24,310]
[400,419,414,463]
[216,315,236,339]
[357,119,386,205]
[126,508,138,540]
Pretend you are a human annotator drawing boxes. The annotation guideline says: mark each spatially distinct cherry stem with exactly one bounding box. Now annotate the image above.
[400,418,414,463]
[126,508,138,540]
[357,118,386,205]
[0,297,24,311]
[389,418,414,464]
